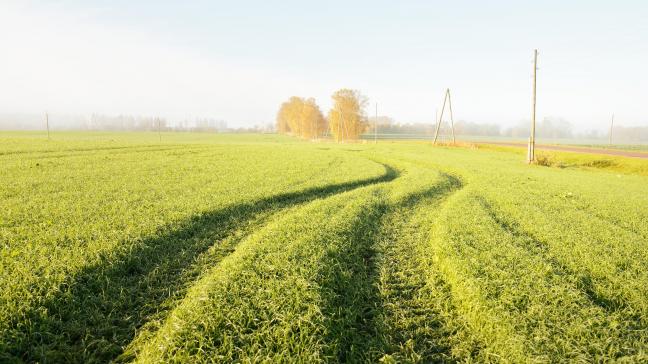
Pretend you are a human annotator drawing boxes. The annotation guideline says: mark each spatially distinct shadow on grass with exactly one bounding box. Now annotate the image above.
[317,189,388,362]
[318,173,462,362]
[3,165,397,363]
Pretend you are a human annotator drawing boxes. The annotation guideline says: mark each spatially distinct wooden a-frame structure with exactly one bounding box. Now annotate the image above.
[433,88,456,145]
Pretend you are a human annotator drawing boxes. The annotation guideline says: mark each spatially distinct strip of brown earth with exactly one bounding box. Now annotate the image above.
[481,142,648,159]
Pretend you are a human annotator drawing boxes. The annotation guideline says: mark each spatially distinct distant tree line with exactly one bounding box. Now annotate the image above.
[375,117,606,140]
[363,120,501,137]
[607,125,648,142]
[276,88,369,141]
[501,117,648,142]
[0,113,231,133]
[323,114,648,143]
[86,114,169,131]
[503,117,574,139]
[275,93,617,142]
[86,114,229,132]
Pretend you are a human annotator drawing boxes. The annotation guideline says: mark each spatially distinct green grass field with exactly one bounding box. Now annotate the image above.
[2,132,648,363]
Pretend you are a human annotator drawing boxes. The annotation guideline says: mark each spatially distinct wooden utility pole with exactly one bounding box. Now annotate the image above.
[374,102,378,144]
[158,118,162,142]
[609,113,614,146]
[45,112,50,140]
[528,49,538,163]
[447,89,456,144]
[433,89,456,145]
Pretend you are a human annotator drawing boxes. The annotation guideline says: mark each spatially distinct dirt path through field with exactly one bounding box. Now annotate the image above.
[481,142,648,159]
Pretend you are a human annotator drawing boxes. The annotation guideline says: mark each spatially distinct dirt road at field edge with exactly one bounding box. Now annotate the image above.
[480,142,648,159]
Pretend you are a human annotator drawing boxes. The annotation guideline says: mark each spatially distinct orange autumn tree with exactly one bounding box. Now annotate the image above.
[276,104,291,134]
[276,96,326,139]
[328,89,368,141]
[276,97,300,134]
[300,98,327,139]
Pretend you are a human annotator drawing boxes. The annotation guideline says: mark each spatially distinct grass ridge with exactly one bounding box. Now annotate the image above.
[2,164,397,363]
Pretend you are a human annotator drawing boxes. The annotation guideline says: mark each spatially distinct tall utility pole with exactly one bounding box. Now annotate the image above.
[158,118,162,142]
[609,113,614,146]
[528,49,538,163]
[374,102,378,144]
[45,112,50,140]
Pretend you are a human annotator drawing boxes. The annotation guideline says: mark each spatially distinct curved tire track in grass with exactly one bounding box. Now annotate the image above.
[564,199,648,243]
[475,196,648,358]
[478,187,648,329]
[317,172,464,363]
[1,164,397,363]
[132,180,393,362]
[476,196,623,312]
[428,189,648,361]
[369,173,464,362]
[130,160,461,363]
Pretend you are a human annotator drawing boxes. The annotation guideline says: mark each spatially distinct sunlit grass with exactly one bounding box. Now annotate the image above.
[2,133,647,362]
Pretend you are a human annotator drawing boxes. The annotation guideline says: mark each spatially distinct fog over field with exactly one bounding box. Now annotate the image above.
[3,2,648,362]
[1,0,647,137]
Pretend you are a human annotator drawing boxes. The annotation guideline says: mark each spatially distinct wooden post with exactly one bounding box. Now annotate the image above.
[158,118,161,142]
[528,49,538,163]
[45,112,50,140]
[447,89,456,144]
[608,113,614,146]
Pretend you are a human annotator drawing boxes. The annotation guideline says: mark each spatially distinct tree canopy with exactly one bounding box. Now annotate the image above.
[328,89,368,141]
[276,97,326,139]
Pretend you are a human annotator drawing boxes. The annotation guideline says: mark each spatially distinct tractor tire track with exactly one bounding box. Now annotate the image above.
[318,171,466,362]
[130,163,405,363]
[371,173,464,363]
[475,196,648,357]
[2,164,398,364]
[475,196,622,312]
[478,195,646,316]
[570,200,648,242]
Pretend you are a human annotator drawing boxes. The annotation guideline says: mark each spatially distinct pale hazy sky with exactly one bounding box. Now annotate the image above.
[1,0,647,130]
